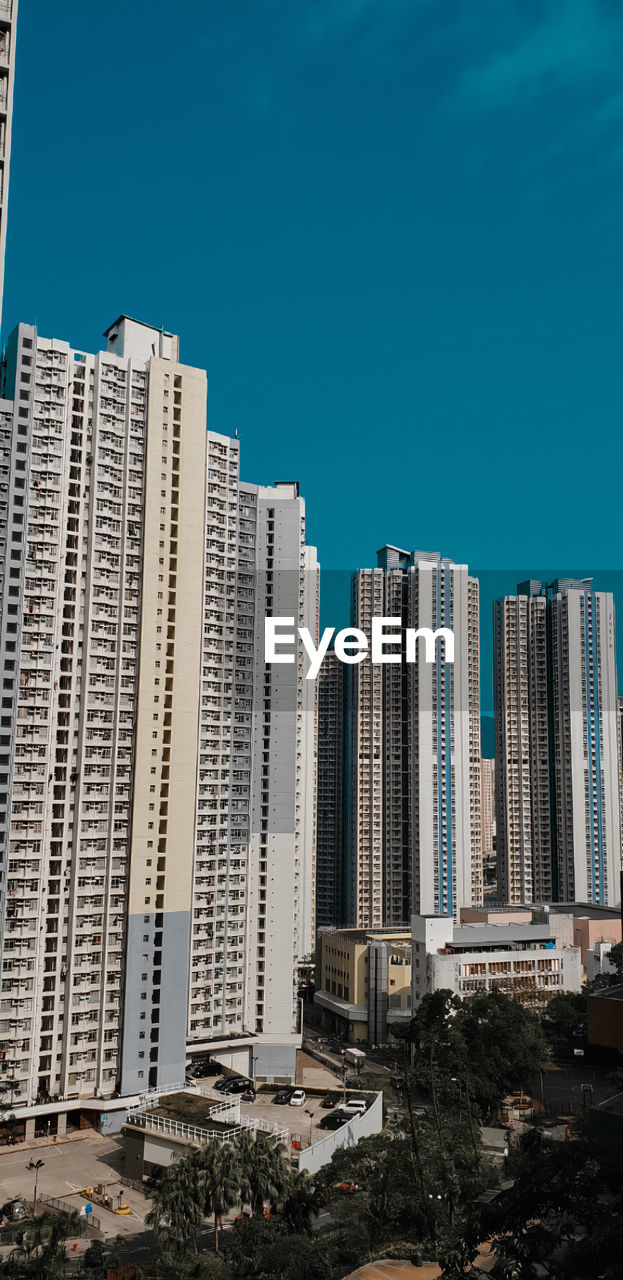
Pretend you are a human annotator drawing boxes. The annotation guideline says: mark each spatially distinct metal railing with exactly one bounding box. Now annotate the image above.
[41,1194,101,1232]
[125,1108,287,1147]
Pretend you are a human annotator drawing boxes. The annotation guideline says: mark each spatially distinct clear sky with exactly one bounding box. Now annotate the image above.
[4,1,623,620]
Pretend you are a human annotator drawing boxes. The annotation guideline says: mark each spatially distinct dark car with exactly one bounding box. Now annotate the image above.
[319,1111,348,1130]
[273,1087,294,1104]
[321,1093,340,1108]
[191,1058,221,1078]
[219,1077,252,1095]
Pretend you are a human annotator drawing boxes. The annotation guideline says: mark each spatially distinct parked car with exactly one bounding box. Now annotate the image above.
[273,1088,294,1105]
[219,1077,252,1095]
[319,1111,347,1130]
[289,1088,306,1107]
[3,1200,26,1221]
[321,1093,339,1108]
[191,1058,222,1078]
[340,1098,367,1115]
[336,1181,361,1195]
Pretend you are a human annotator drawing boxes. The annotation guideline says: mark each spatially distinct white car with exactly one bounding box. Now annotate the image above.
[289,1088,306,1106]
[340,1098,367,1115]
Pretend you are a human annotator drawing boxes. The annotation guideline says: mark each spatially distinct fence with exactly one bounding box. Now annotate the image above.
[41,1194,102,1233]
[125,1108,288,1147]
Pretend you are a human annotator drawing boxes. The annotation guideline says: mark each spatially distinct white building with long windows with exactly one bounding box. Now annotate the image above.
[188,430,318,1080]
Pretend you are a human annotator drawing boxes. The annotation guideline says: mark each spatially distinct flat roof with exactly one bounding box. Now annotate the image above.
[449,923,554,948]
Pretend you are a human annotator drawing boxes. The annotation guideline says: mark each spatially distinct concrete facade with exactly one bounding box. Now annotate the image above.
[0,314,318,1123]
[187,433,318,1081]
[411,912,582,1010]
[350,548,481,927]
[494,579,622,908]
[314,926,412,1044]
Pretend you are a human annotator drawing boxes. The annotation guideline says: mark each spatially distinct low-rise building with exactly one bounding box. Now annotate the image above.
[314,927,412,1045]
[460,902,621,969]
[412,913,582,1011]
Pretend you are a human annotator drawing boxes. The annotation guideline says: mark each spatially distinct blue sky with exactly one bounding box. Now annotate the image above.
[4,1,623,602]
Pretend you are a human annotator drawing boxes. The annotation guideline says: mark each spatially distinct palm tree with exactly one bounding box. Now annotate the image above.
[197,1139,240,1251]
[236,1130,293,1218]
[281,1170,319,1234]
[146,1154,204,1257]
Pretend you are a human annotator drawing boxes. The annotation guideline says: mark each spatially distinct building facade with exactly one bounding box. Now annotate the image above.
[314,926,412,1045]
[411,912,582,1011]
[0,316,317,1127]
[188,433,318,1080]
[480,758,495,858]
[494,579,621,909]
[493,586,552,905]
[350,547,481,928]
[0,0,17,322]
[315,651,345,930]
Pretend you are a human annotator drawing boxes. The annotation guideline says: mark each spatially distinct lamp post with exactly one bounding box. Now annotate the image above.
[27,1159,44,1213]
[304,1108,314,1145]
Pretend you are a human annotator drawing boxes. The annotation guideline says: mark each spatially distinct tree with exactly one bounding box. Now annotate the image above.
[542,991,587,1042]
[221,1217,334,1280]
[280,1171,318,1235]
[3,1209,82,1280]
[235,1131,292,1220]
[409,987,549,1121]
[146,1150,205,1257]
[198,1140,241,1252]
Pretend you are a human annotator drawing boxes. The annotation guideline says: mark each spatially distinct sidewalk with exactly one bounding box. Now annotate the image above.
[0,1128,102,1155]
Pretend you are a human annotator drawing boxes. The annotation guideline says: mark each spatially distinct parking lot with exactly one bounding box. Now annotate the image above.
[239,1091,339,1149]
[0,1132,150,1240]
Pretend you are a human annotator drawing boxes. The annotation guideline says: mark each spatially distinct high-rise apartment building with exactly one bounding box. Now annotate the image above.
[350,547,481,927]
[494,579,621,908]
[0,316,317,1127]
[0,315,206,1112]
[315,651,345,930]
[188,432,318,1080]
[493,586,552,905]
[480,758,495,859]
[0,0,18,322]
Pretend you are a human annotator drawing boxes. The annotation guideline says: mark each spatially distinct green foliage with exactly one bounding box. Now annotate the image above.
[220,1217,335,1280]
[408,987,549,1118]
[146,1130,301,1261]
[1,1209,82,1280]
[542,991,587,1041]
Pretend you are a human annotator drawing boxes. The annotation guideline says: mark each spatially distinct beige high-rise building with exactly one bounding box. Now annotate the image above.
[350,547,481,927]
[0,316,206,1119]
[0,315,317,1135]
[0,0,18,322]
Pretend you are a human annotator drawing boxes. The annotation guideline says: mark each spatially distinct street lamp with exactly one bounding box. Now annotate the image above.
[27,1159,44,1212]
[304,1108,314,1145]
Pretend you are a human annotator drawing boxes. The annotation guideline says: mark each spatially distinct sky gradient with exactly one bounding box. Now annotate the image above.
[4,2,623,601]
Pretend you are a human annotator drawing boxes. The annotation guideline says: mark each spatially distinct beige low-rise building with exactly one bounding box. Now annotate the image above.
[314,927,412,1045]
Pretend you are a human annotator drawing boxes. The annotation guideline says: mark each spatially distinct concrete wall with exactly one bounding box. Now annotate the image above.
[297,1091,383,1177]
